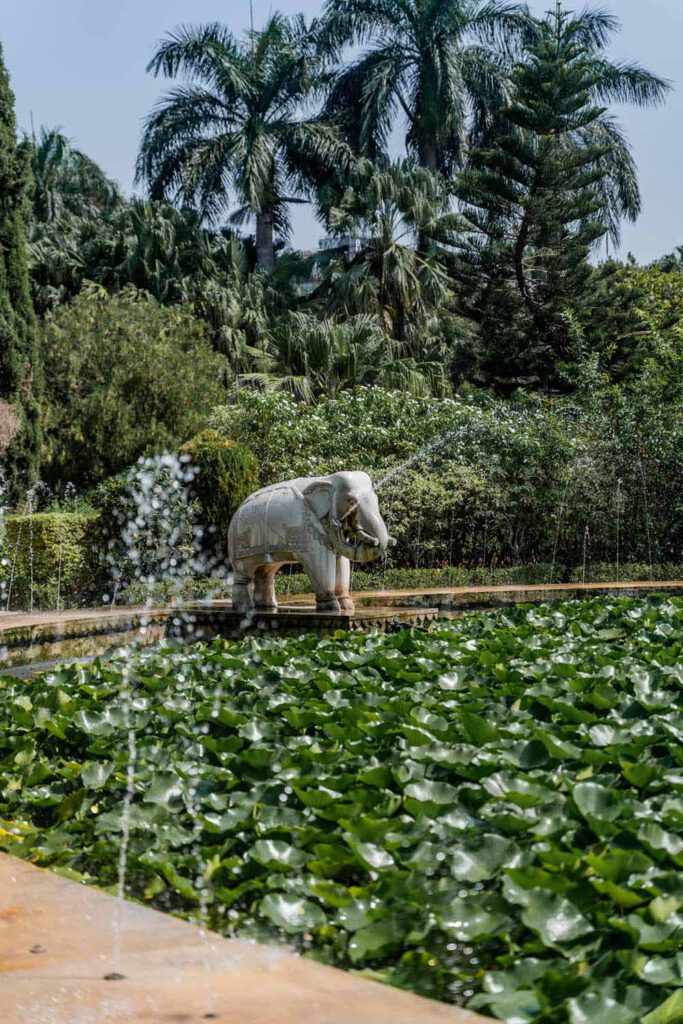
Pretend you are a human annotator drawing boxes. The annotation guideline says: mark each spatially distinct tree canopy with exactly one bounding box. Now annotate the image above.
[0,44,42,495]
[137,15,351,270]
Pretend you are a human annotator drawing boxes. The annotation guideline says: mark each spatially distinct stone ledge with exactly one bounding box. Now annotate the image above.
[0,853,493,1024]
[2,581,683,670]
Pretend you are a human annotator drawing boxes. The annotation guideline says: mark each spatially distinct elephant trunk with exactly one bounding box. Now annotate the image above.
[355,506,390,554]
[327,524,381,563]
[329,490,391,563]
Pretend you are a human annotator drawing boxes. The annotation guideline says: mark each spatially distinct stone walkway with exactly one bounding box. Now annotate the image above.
[0,604,166,632]
[3,581,682,672]
[2,579,682,634]
[0,854,492,1024]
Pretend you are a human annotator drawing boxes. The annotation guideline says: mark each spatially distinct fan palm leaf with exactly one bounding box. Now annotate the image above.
[28,127,121,224]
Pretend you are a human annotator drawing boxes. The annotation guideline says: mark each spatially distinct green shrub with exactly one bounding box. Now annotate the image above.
[90,456,200,602]
[274,562,683,595]
[42,286,230,489]
[123,575,232,607]
[179,430,259,567]
[0,511,99,610]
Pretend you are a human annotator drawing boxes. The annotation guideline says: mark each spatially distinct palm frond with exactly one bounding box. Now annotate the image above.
[577,114,640,245]
[589,58,671,108]
[146,22,254,102]
[320,0,410,50]
[467,0,531,51]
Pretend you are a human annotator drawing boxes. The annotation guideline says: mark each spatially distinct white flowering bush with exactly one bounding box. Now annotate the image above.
[211,387,683,574]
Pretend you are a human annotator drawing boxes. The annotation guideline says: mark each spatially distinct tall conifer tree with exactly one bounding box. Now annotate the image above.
[456,3,667,389]
[0,43,42,494]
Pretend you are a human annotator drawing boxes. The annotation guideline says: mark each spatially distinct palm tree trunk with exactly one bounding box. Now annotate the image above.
[420,138,438,173]
[255,208,275,272]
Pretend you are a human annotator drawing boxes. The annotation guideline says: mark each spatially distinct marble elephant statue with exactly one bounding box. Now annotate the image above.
[228,471,395,614]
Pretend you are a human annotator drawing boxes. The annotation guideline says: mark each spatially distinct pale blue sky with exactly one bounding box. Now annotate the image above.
[1,0,681,260]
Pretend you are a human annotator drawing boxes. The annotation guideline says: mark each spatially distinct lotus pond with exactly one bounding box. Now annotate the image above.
[3,596,683,1022]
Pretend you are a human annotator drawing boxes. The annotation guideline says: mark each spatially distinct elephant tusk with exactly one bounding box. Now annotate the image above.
[356,529,380,547]
[387,536,397,547]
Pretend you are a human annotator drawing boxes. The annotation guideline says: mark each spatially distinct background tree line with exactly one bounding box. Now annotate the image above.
[0,0,678,503]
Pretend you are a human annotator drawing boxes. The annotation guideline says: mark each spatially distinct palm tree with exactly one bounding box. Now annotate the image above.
[137,15,349,271]
[321,0,530,174]
[239,311,446,399]
[315,161,460,341]
[28,127,120,224]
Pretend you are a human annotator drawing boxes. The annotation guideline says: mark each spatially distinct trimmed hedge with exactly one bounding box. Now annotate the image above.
[274,562,683,596]
[1,512,99,610]
[2,511,681,613]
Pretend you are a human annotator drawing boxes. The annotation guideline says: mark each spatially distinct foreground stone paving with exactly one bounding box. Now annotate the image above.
[0,854,492,1024]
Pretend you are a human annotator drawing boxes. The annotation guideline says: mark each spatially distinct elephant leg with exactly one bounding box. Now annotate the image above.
[253,564,279,611]
[232,567,254,613]
[335,556,354,614]
[302,548,340,614]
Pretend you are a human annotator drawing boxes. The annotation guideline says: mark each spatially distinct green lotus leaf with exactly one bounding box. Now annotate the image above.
[612,913,683,952]
[348,917,403,962]
[483,772,556,807]
[144,771,183,806]
[80,761,114,790]
[140,852,199,901]
[635,954,683,987]
[468,989,541,1023]
[250,839,308,870]
[640,823,683,862]
[568,988,639,1024]
[403,779,459,815]
[460,711,500,745]
[260,893,326,933]
[442,896,511,941]
[521,889,593,945]
[450,834,516,882]
[643,990,683,1024]
[336,897,383,931]
[572,781,623,822]
[344,837,395,870]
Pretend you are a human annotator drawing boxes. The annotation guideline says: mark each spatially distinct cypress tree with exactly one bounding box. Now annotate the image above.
[456,3,610,389]
[0,43,42,497]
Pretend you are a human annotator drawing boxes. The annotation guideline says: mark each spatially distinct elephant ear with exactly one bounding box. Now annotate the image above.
[302,478,335,520]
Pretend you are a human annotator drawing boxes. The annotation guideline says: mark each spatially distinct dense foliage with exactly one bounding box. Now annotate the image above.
[41,288,230,489]
[179,431,260,567]
[0,511,98,610]
[90,455,201,601]
[211,385,683,574]
[2,597,683,1022]
[0,44,42,496]
[0,2,676,504]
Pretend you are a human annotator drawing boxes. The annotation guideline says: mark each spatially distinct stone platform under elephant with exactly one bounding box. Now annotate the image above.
[166,603,441,642]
